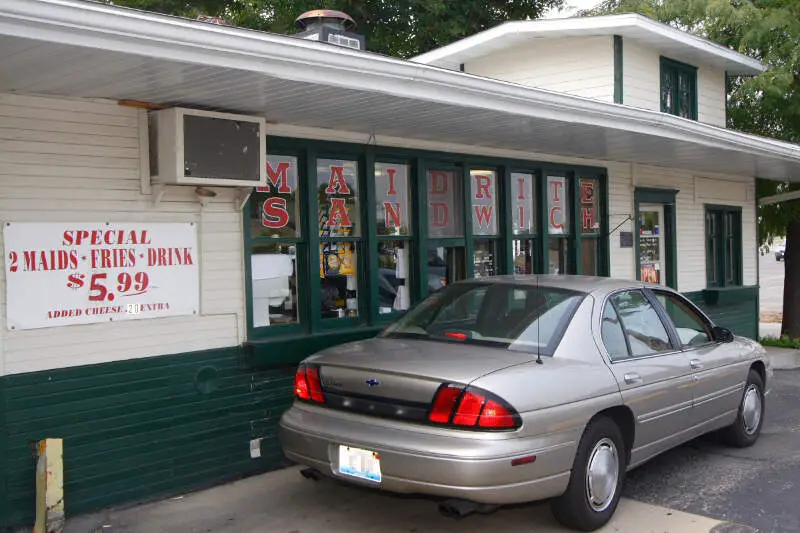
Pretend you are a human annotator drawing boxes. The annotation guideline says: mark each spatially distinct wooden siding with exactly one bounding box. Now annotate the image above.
[605,164,756,292]
[465,36,615,102]
[622,40,660,111]
[697,66,726,128]
[622,42,727,127]
[0,93,246,376]
[0,347,295,529]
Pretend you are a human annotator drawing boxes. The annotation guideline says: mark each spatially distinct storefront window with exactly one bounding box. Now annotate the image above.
[377,241,410,314]
[470,170,499,236]
[547,175,570,235]
[473,240,497,278]
[582,239,598,276]
[251,243,298,327]
[318,159,359,237]
[512,172,536,235]
[428,245,465,292]
[580,178,600,234]
[549,239,568,274]
[427,169,464,238]
[250,155,300,238]
[375,163,411,236]
[246,142,610,340]
[320,241,359,319]
[513,239,535,274]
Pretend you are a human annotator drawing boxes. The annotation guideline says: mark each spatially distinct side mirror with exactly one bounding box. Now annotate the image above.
[712,326,734,343]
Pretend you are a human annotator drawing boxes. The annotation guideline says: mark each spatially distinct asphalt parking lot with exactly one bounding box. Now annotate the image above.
[65,367,800,533]
[624,368,800,533]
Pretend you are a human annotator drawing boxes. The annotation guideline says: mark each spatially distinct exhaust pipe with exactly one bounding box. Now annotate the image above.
[438,499,497,519]
[300,467,323,481]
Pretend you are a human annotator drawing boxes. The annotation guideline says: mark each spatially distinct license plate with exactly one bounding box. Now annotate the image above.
[338,445,382,483]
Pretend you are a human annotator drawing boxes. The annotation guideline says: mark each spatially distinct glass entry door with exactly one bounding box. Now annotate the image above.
[639,204,666,285]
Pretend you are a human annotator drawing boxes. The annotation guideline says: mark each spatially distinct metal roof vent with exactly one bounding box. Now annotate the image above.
[294,9,365,51]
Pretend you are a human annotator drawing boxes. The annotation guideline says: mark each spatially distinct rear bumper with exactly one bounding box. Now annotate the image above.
[279,402,576,505]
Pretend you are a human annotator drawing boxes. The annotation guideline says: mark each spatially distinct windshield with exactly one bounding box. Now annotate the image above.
[381,282,586,356]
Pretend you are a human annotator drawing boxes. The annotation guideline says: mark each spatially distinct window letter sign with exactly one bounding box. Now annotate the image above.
[547,175,569,235]
[427,170,463,238]
[253,155,300,238]
[3,222,199,330]
[580,178,600,234]
[471,170,498,236]
[375,163,411,236]
[512,172,535,234]
[318,159,359,237]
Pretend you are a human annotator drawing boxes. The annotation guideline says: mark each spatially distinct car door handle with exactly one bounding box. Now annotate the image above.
[690,359,703,369]
[624,373,642,384]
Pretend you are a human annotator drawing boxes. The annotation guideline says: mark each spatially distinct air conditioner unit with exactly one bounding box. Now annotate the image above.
[149,107,266,187]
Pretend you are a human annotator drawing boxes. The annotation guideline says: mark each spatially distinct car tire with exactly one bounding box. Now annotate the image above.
[722,369,765,448]
[550,416,626,531]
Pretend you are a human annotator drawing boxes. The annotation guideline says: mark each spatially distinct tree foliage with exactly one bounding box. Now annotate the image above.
[107,0,563,58]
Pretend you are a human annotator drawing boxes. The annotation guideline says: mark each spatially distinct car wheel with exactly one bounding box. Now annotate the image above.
[722,369,765,448]
[551,416,626,531]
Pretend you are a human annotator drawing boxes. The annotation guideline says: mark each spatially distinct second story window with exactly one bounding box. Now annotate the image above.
[660,57,697,120]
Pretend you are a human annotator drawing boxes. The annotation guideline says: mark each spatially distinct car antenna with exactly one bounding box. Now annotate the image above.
[536,276,543,364]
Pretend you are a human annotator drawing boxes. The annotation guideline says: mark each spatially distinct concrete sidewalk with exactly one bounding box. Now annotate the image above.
[764,346,800,370]
[64,466,747,533]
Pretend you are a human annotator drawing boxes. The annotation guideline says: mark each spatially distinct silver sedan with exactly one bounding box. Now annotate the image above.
[280,275,771,531]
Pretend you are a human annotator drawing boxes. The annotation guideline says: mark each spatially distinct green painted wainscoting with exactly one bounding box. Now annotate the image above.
[244,326,385,367]
[0,346,295,531]
[685,286,759,340]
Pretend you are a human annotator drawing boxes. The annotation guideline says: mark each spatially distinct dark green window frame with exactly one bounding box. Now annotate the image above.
[660,56,698,121]
[705,205,743,288]
[243,137,610,342]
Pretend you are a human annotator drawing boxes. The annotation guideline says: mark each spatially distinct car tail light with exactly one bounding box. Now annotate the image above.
[294,365,325,403]
[428,384,520,430]
[429,385,462,423]
[306,367,325,402]
[452,390,485,426]
[478,399,515,428]
[294,367,310,400]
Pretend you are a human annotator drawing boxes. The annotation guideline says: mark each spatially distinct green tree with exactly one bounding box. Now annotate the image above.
[107,0,563,58]
[582,0,800,338]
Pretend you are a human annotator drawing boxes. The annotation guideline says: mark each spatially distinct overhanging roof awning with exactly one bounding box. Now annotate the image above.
[1,0,799,182]
[411,14,765,75]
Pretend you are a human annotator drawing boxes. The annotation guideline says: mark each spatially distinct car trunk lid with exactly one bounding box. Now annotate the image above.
[303,337,532,420]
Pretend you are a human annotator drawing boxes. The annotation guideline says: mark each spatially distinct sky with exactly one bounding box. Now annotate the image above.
[542,0,603,19]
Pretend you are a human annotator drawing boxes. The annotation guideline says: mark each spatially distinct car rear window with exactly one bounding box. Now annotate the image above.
[382,282,585,356]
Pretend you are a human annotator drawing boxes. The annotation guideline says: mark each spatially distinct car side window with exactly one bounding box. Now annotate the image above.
[611,290,674,357]
[653,291,713,347]
[602,301,630,361]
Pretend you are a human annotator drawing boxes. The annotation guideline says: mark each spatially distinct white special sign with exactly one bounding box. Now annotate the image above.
[3,222,199,331]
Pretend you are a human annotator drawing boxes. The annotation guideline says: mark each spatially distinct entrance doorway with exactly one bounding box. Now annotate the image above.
[634,188,677,288]
[639,204,666,285]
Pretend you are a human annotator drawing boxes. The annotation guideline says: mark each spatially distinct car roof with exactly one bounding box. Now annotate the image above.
[460,274,665,297]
